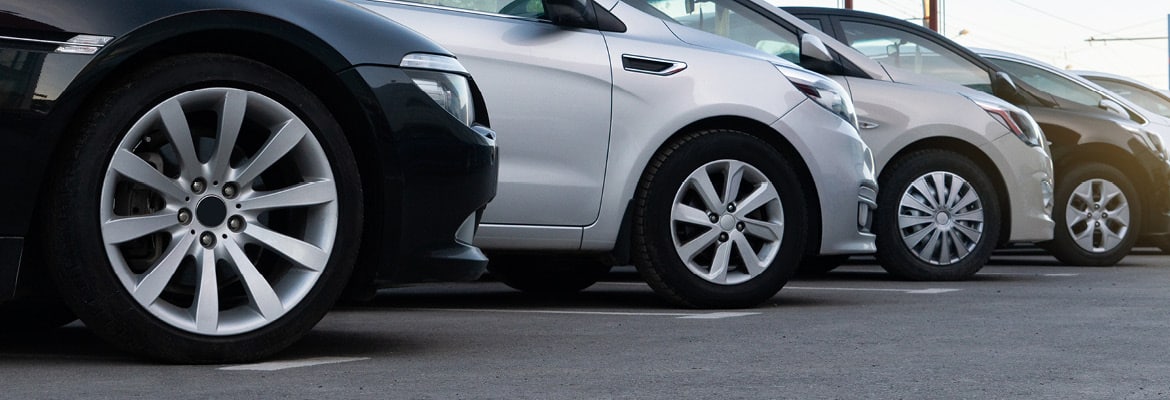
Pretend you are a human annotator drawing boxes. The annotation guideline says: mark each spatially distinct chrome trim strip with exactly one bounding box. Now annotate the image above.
[0,35,71,46]
[621,54,688,76]
[364,0,549,23]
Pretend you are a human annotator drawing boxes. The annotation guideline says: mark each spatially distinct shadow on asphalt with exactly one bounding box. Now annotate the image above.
[0,324,130,363]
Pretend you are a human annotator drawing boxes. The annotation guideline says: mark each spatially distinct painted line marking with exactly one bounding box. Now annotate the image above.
[979,272,1080,277]
[407,308,758,319]
[786,286,961,294]
[220,357,370,371]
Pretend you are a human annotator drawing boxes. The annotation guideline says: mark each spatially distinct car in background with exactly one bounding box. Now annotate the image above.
[784,7,1170,267]
[354,0,878,308]
[0,0,498,363]
[634,0,1053,281]
[1078,71,1170,120]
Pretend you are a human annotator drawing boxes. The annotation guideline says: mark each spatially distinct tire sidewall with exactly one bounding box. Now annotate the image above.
[874,150,999,280]
[47,54,362,363]
[636,130,807,308]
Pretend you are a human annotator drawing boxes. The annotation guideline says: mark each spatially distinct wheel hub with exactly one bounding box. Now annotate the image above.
[934,211,951,226]
[718,214,737,231]
[196,196,228,227]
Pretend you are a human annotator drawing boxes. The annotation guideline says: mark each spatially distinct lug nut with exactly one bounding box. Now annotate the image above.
[708,213,719,223]
[177,209,192,225]
[228,216,245,232]
[718,232,729,242]
[223,182,238,199]
[1093,203,1100,210]
[1094,222,1101,227]
[192,178,206,194]
[736,222,745,231]
[727,203,736,213]
[199,232,216,248]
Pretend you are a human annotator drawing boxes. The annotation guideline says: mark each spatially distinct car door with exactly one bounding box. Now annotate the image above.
[358,0,613,227]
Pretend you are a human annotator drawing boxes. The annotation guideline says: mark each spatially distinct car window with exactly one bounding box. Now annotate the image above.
[987,58,1105,109]
[800,17,823,31]
[396,0,545,17]
[1088,78,1170,119]
[634,0,801,63]
[838,20,991,93]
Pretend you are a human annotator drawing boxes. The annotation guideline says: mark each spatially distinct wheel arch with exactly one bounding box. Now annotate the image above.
[883,136,1011,246]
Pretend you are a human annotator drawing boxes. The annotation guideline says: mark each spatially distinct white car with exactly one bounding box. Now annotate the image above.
[355,0,877,307]
[643,0,1054,280]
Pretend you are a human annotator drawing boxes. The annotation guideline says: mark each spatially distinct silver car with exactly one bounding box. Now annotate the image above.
[635,0,1054,279]
[355,0,877,307]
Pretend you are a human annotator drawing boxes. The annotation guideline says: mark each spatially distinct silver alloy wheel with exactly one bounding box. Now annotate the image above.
[1064,178,1131,253]
[99,88,338,336]
[896,171,984,265]
[669,160,784,285]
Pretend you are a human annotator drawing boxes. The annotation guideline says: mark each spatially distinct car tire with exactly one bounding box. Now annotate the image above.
[45,53,362,363]
[487,255,612,293]
[633,129,806,309]
[1043,163,1139,266]
[874,150,999,280]
[796,255,849,275]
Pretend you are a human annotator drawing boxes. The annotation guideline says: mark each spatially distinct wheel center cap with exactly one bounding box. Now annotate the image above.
[719,214,737,231]
[197,197,228,227]
[934,212,951,225]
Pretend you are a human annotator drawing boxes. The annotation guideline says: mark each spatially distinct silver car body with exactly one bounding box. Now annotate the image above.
[354,0,877,256]
[695,0,1055,244]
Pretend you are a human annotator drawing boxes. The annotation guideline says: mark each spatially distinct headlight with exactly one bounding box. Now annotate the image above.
[401,53,474,126]
[968,97,1044,147]
[1115,122,1167,160]
[776,65,857,129]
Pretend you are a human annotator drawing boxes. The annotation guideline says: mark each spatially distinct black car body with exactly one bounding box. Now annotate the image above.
[785,7,1170,266]
[0,0,497,362]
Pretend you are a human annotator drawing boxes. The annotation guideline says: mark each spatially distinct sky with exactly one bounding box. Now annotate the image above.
[778,0,1170,90]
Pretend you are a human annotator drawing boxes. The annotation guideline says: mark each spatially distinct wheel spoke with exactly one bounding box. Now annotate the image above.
[1070,183,1094,205]
[109,149,189,202]
[103,212,180,244]
[947,229,970,259]
[722,160,746,204]
[951,189,980,212]
[193,248,220,334]
[938,230,952,262]
[902,223,936,248]
[243,223,329,272]
[677,228,720,262]
[916,229,942,261]
[898,214,934,229]
[130,233,195,306]
[210,89,248,179]
[234,118,309,186]
[1072,224,1095,249]
[688,171,724,213]
[1066,205,1089,227]
[706,241,733,284]
[953,222,983,243]
[944,174,963,209]
[742,217,783,241]
[736,184,777,216]
[899,192,935,215]
[1100,224,1126,250]
[157,98,202,178]
[240,180,337,212]
[733,234,767,276]
[223,238,284,320]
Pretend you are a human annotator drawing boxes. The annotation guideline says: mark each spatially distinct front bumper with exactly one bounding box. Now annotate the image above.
[344,65,499,283]
[985,134,1055,242]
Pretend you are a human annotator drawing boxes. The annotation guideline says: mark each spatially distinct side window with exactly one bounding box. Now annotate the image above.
[396,0,545,17]
[638,0,801,63]
[988,58,1104,109]
[1091,79,1170,119]
[838,20,991,92]
[800,17,823,31]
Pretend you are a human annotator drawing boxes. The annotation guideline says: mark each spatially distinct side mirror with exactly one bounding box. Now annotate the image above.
[991,71,1025,105]
[1099,98,1128,117]
[542,0,596,29]
[801,34,833,63]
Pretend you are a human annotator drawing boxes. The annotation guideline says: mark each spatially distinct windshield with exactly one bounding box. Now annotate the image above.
[1087,77,1170,119]
[629,0,801,63]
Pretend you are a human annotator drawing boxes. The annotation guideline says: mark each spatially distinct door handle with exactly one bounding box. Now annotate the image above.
[621,54,687,76]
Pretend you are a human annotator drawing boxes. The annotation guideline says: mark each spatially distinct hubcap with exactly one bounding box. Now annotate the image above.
[669,160,784,285]
[1065,178,1130,253]
[896,171,984,265]
[99,88,339,336]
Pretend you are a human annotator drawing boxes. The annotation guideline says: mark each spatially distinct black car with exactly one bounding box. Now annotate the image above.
[0,0,498,363]
[785,7,1170,267]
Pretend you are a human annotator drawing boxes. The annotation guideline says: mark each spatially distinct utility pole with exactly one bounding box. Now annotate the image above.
[923,0,940,32]
[843,0,853,9]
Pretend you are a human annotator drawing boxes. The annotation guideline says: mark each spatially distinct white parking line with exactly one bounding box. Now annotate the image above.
[408,308,759,319]
[785,286,961,294]
[219,357,370,371]
[979,272,1080,277]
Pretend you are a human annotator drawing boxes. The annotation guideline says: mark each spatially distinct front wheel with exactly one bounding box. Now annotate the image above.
[874,150,1000,280]
[634,130,807,308]
[45,54,362,363]
[1042,163,1139,266]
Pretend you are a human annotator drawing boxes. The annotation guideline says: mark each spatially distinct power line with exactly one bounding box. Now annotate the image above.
[1086,36,1168,43]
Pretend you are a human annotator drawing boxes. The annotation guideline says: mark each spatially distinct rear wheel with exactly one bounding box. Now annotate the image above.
[875,150,999,280]
[634,130,806,308]
[46,54,362,363]
[1043,163,1139,266]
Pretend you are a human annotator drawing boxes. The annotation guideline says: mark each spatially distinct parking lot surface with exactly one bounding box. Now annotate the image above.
[3,248,1169,399]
